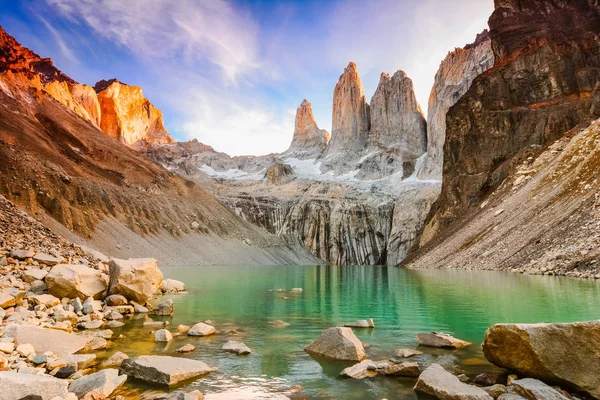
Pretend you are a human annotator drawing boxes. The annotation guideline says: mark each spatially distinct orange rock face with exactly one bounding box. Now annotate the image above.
[45,81,101,127]
[96,81,174,146]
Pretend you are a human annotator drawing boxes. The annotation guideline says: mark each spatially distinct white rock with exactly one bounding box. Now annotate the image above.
[154,329,173,342]
[188,322,216,337]
[0,371,69,400]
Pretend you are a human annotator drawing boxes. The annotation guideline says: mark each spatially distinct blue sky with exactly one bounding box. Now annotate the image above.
[1,0,493,156]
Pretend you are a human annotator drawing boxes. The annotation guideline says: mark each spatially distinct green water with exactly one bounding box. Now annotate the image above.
[110,265,600,399]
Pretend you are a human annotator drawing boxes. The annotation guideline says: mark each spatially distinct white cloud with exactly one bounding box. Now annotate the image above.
[38,16,79,64]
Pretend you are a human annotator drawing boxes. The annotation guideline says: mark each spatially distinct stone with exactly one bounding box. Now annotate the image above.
[393,348,422,358]
[81,336,108,352]
[100,352,129,369]
[47,358,68,370]
[11,249,35,259]
[511,378,570,400]
[107,320,125,328]
[22,269,48,283]
[0,290,15,309]
[0,371,69,400]
[268,320,289,328]
[498,395,528,400]
[484,384,507,398]
[483,322,600,398]
[69,369,127,399]
[188,323,215,337]
[414,364,493,400]
[264,161,294,185]
[284,99,330,159]
[55,366,76,379]
[222,341,251,355]
[108,258,163,304]
[131,301,148,313]
[417,332,471,348]
[79,329,113,340]
[78,320,104,330]
[144,321,168,328]
[32,294,60,308]
[160,279,186,293]
[176,344,195,353]
[344,319,374,328]
[340,360,378,379]
[70,298,83,313]
[475,373,495,386]
[382,362,420,377]
[33,253,62,266]
[64,354,97,370]
[104,294,128,306]
[0,342,15,353]
[304,327,366,362]
[45,264,107,300]
[155,329,173,342]
[176,325,191,333]
[120,355,216,386]
[16,343,36,357]
[150,299,174,316]
[81,298,102,315]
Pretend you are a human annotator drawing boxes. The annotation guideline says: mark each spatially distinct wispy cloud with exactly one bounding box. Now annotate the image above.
[38,16,79,64]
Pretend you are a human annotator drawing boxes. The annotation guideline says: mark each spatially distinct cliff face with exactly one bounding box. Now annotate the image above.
[327,62,370,154]
[96,80,175,146]
[284,99,330,159]
[45,81,101,127]
[369,70,426,154]
[418,0,600,245]
[417,31,494,181]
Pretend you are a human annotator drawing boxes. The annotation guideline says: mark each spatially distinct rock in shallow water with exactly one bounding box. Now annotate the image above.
[417,332,471,349]
[483,321,600,399]
[155,329,173,342]
[304,327,365,362]
[511,378,569,400]
[340,360,378,379]
[108,258,163,304]
[187,322,215,337]
[120,355,216,386]
[69,368,127,399]
[414,363,493,400]
[222,341,251,355]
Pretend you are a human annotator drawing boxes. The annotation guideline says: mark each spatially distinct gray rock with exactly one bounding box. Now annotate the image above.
[64,354,97,370]
[33,253,62,266]
[304,327,366,362]
[81,297,102,315]
[70,298,83,313]
[69,368,127,399]
[417,332,471,348]
[222,340,251,355]
[55,366,76,379]
[150,299,174,316]
[120,355,216,386]
[511,378,570,400]
[5,324,87,357]
[155,329,173,342]
[10,249,35,260]
[188,322,215,337]
[394,348,422,358]
[414,363,493,400]
[0,371,69,400]
[382,362,420,377]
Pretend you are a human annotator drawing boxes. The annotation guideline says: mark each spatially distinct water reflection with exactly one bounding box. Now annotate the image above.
[110,265,600,399]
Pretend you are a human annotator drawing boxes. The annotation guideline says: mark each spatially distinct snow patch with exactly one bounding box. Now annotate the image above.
[200,165,265,180]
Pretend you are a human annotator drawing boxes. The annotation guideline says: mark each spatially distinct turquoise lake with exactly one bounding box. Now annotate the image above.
[110,265,600,399]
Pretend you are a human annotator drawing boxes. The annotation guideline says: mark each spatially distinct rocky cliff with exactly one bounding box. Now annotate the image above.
[284,99,330,159]
[420,0,600,243]
[417,30,494,181]
[0,28,318,266]
[96,79,175,146]
[45,81,101,127]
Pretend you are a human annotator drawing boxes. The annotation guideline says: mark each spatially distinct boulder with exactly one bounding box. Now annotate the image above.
[160,279,186,293]
[382,362,420,377]
[22,269,48,283]
[344,319,375,328]
[108,258,163,304]
[511,378,570,400]
[100,351,129,369]
[81,297,102,314]
[5,324,87,357]
[155,329,173,342]
[64,354,97,370]
[304,327,366,361]
[104,294,128,306]
[33,253,62,266]
[340,360,378,379]
[188,323,215,337]
[150,299,174,316]
[0,371,69,400]
[417,332,471,348]
[120,355,216,386]
[222,341,251,355]
[414,363,493,400]
[10,249,35,260]
[483,322,600,398]
[45,264,108,300]
[69,368,127,399]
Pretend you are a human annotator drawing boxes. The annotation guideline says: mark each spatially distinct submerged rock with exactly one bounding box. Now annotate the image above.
[382,362,420,377]
[176,344,196,353]
[394,348,422,358]
[340,360,378,379]
[304,327,366,362]
[120,355,216,386]
[483,321,600,398]
[160,279,186,293]
[414,363,493,400]
[344,319,374,328]
[417,332,471,349]
[0,371,69,400]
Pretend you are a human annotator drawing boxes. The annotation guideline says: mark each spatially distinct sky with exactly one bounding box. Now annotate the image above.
[0,0,494,156]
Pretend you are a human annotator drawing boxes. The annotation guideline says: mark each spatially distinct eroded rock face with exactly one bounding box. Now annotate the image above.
[428,0,600,235]
[96,80,175,146]
[285,99,330,159]
[369,70,426,154]
[417,30,494,181]
[483,322,600,398]
[330,62,370,152]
